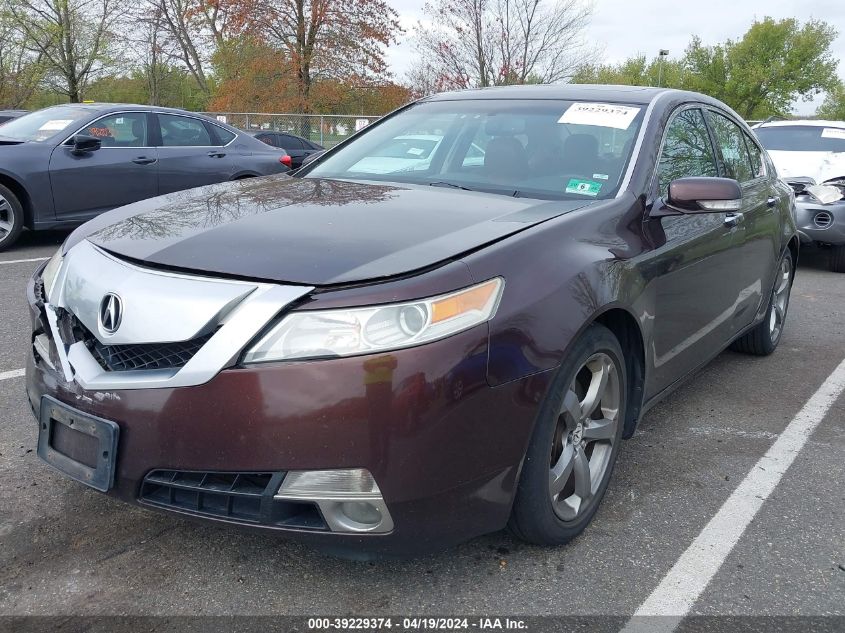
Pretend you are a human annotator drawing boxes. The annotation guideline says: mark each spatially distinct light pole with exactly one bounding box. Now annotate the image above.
[657,49,670,87]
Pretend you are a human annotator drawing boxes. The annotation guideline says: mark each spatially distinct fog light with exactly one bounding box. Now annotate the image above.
[340,501,382,526]
[275,468,394,533]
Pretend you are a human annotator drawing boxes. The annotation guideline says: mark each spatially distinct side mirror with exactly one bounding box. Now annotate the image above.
[666,177,742,213]
[70,134,101,155]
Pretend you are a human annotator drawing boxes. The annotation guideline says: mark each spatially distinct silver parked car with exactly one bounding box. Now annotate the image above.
[754,119,845,272]
[0,104,292,251]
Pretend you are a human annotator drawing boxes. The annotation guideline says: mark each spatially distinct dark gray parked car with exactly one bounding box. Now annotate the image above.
[0,110,28,125]
[0,104,292,250]
[245,130,324,168]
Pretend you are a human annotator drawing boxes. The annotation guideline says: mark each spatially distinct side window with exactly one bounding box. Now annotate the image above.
[743,133,765,179]
[255,133,275,146]
[214,126,236,145]
[657,108,718,195]
[707,111,754,183]
[280,135,305,150]
[158,114,212,147]
[82,113,147,147]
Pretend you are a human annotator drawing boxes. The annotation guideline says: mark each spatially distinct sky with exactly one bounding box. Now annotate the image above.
[383,0,845,115]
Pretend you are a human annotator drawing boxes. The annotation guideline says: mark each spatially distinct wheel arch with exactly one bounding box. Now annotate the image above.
[787,234,799,269]
[0,172,34,228]
[591,306,646,439]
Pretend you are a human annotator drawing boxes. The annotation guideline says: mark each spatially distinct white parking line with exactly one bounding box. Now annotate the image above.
[622,356,845,633]
[0,257,49,265]
[0,368,25,381]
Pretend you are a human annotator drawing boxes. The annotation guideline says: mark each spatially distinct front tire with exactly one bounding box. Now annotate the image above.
[0,184,24,252]
[831,245,845,273]
[731,250,793,356]
[508,323,626,546]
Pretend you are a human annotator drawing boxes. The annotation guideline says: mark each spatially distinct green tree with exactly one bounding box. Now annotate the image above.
[817,81,845,120]
[683,18,839,118]
[574,18,839,120]
[572,54,684,88]
[8,0,122,102]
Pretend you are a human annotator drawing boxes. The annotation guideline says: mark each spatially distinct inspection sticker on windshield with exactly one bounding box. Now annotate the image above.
[566,179,602,196]
[38,119,73,131]
[821,127,845,140]
[559,103,640,130]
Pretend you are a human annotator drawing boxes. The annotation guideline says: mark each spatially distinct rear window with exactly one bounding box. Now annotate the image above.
[755,126,845,152]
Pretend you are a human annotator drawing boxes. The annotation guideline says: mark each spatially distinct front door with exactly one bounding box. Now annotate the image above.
[706,109,780,328]
[643,107,748,397]
[48,112,158,222]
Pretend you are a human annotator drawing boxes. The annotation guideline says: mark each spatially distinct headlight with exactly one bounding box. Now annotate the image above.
[41,248,64,301]
[243,277,503,363]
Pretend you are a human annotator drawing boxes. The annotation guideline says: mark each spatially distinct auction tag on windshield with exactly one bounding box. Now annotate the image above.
[821,127,845,140]
[566,179,602,196]
[38,119,73,131]
[559,103,640,130]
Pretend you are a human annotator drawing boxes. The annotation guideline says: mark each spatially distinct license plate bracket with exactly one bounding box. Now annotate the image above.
[37,396,119,492]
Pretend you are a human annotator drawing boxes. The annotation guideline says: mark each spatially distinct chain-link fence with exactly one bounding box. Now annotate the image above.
[201,112,381,148]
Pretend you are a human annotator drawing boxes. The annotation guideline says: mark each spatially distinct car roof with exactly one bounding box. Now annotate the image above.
[36,103,228,120]
[425,84,674,105]
[756,119,845,129]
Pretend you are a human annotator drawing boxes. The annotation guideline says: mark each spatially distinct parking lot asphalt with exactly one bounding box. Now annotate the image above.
[0,231,843,621]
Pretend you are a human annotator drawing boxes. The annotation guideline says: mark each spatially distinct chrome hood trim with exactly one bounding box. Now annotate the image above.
[46,240,313,390]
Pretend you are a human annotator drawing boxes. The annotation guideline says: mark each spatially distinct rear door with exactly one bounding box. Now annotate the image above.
[705,109,779,329]
[48,111,158,221]
[153,112,234,194]
[645,106,749,395]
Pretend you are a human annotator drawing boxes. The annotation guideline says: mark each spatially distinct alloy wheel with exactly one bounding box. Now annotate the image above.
[0,195,13,241]
[549,352,621,522]
[768,257,791,342]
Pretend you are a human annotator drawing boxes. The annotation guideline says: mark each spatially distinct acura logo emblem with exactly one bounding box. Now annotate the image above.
[99,293,123,334]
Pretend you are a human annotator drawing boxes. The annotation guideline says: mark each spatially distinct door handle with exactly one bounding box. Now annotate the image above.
[724,212,744,227]
[207,151,226,158]
[132,156,156,165]
[767,197,778,208]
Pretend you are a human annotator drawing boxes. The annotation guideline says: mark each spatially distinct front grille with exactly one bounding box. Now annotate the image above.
[140,470,328,530]
[55,310,214,372]
[34,277,46,304]
[813,211,833,229]
[91,332,214,371]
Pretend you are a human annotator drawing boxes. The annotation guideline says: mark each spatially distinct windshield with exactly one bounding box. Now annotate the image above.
[304,99,645,200]
[0,106,92,142]
[755,125,845,153]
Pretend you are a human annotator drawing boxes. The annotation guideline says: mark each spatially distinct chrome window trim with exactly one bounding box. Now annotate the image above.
[46,240,313,390]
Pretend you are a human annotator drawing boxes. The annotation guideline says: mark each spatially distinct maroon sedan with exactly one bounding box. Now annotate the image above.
[26,85,797,556]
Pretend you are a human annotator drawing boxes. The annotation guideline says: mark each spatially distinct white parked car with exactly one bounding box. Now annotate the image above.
[754,120,845,272]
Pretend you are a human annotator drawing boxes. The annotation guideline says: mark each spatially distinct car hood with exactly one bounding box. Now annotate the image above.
[767,149,845,184]
[69,176,592,286]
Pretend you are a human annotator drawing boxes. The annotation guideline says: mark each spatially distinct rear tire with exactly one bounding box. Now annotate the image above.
[508,323,626,546]
[831,245,845,273]
[731,250,793,356]
[0,184,24,252]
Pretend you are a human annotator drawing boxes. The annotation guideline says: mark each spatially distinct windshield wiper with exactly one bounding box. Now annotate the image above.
[429,181,473,191]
